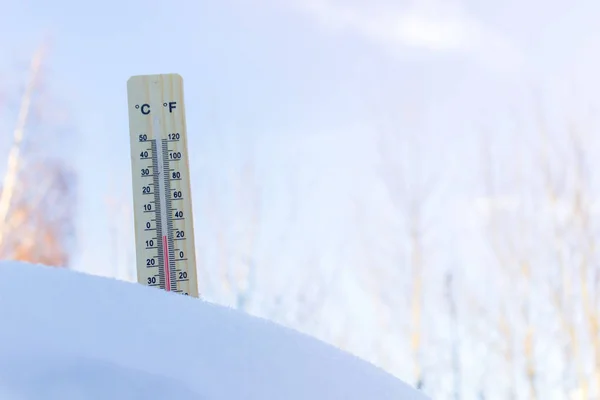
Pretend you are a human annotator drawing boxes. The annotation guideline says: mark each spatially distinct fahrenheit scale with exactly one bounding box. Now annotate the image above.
[126,73,199,297]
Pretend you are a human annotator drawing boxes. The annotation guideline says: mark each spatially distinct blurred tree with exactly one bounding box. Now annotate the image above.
[373,113,441,391]
[475,99,600,399]
[0,40,78,268]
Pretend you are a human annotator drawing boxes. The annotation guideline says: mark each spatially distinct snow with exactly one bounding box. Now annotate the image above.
[0,262,428,400]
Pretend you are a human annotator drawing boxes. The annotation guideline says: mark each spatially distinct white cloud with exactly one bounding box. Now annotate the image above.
[291,0,524,73]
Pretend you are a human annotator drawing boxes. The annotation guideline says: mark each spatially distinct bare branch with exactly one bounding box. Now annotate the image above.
[0,42,46,248]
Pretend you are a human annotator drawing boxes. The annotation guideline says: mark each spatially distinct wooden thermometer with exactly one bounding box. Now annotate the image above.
[126,73,199,297]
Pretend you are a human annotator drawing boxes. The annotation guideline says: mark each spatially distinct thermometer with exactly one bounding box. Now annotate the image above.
[126,73,199,297]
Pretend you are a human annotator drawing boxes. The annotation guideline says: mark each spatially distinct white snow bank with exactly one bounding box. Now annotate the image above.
[0,262,428,400]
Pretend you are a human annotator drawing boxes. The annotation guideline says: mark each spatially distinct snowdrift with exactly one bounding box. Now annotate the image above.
[0,262,429,400]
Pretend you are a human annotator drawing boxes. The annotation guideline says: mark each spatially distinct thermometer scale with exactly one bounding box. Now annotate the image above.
[126,73,199,297]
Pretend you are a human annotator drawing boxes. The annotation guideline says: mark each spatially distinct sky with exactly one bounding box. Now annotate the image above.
[2,0,600,393]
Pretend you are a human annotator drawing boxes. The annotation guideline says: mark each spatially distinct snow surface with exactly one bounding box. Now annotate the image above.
[0,262,429,400]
